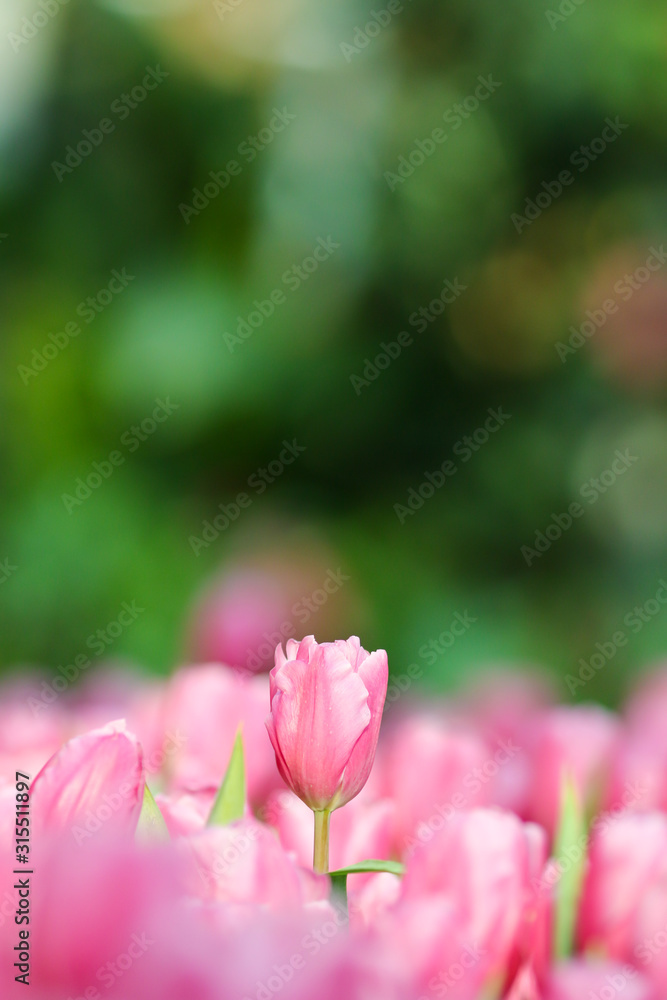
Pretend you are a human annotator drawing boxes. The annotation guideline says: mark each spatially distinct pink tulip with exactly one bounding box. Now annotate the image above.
[266,636,387,812]
[31,721,144,841]
[266,636,387,871]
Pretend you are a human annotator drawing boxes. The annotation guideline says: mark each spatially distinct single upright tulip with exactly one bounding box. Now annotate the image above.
[265,635,388,873]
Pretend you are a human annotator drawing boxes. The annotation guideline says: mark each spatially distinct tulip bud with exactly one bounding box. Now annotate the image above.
[265,636,387,872]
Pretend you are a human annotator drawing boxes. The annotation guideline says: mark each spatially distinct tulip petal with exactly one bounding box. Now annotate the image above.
[339,648,388,805]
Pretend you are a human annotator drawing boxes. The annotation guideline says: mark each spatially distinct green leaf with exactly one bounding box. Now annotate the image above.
[327,859,405,878]
[135,783,170,842]
[552,772,587,959]
[327,860,404,920]
[207,728,246,826]
[330,871,348,910]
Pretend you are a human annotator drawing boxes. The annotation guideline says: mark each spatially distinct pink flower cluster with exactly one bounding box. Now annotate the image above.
[2,640,667,999]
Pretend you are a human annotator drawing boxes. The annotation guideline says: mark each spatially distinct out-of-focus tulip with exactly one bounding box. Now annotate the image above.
[377,712,492,855]
[0,834,226,1000]
[0,674,67,778]
[180,816,328,909]
[603,666,667,814]
[31,721,144,841]
[458,668,555,814]
[384,808,547,998]
[266,635,387,873]
[162,663,279,805]
[185,546,363,674]
[578,812,667,962]
[521,705,621,835]
[155,788,216,837]
[187,567,295,673]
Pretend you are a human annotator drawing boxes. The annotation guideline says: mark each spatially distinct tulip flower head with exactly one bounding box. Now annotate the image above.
[265,636,388,872]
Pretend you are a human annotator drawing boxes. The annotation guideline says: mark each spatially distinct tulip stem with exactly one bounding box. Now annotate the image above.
[313,809,330,874]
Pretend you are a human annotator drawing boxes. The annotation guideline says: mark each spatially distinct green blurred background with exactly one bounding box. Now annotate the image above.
[2,0,667,705]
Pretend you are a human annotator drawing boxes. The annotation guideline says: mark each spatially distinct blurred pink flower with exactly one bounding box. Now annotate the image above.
[179,817,322,908]
[578,812,667,962]
[389,808,548,997]
[185,547,363,674]
[377,713,491,854]
[155,788,216,837]
[266,636,388,812]
[162,663,279,806]
[522,705,621,835]
[187,568,295,673]
[0,834,225,1000]
[31,720,144,841]
[544,958,656,1000]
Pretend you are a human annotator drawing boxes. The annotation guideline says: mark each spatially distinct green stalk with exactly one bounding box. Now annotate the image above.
[313,809,331,874]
